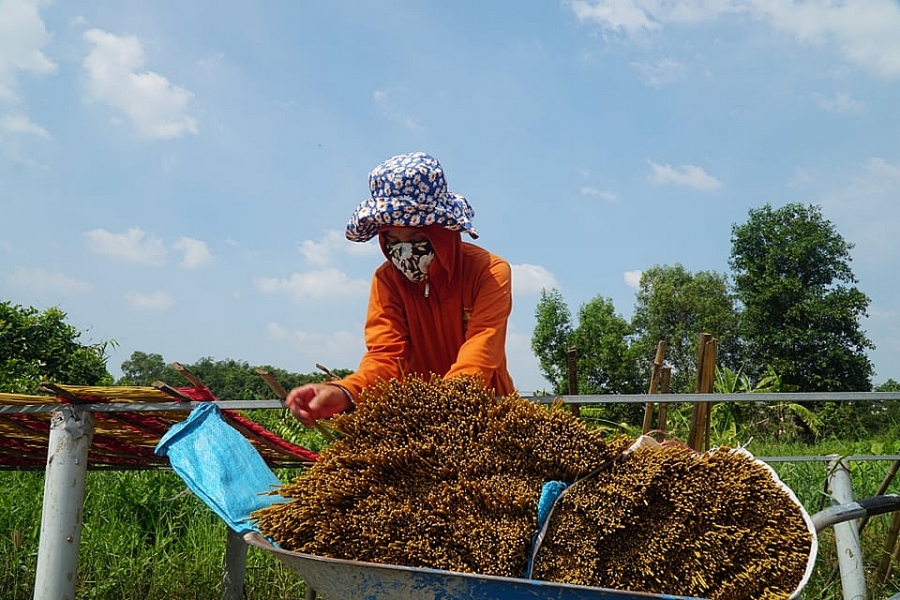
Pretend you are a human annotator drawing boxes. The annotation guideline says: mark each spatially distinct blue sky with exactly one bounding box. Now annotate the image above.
[2,0,899,395]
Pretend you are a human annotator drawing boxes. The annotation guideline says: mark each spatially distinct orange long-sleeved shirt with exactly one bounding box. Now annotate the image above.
[334,224,515,400]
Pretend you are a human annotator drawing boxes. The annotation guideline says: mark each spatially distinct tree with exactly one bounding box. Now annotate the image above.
[729,203,874,392]
[630,264,741,393]
[0,301,113,393]
[188,357,328,399]
[531,289,640,397]
[531,288,573,390]
[571,296,642,396]
[875,379,900,392]
[116,351,347,399]
[118,351,180,386]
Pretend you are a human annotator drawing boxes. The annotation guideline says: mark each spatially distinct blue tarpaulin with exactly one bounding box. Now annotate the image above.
[155,402,287,534]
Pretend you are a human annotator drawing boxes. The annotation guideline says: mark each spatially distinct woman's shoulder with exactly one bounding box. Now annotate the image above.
[461,241,507,263]
[460,243,511,278]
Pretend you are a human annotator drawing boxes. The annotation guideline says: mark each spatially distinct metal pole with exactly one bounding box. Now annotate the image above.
[828,455,867,600]
[222,528,248,600]
[33,406,95,600]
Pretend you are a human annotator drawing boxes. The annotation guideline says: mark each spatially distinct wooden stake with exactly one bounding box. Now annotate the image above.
[152,382,195,403]
[316,363,339,381]
[566,347,580,418]
[687,333,717,451]
[256,369,335,442]
[876,510,900,583]
[642,341,667,434]
[656,365,672,438]
[256,369,289,399]
[172,362,205,389]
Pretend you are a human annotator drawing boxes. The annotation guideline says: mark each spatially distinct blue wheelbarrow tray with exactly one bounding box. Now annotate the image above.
[244,531,718,600]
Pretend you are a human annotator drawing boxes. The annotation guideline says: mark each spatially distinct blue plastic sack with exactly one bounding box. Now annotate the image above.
[155,402,288,534]
[525,480,569,578]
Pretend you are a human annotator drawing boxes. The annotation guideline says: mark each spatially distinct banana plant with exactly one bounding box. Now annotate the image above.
[711,365,819,443]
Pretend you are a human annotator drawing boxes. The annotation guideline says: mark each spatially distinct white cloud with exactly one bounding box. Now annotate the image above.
[344,236,383,257]
[299,229,380,267]
[298,239,332,268]
[254,269,369,302]
[759,0,900,79]
[580,186,617,201]
[266,323,359,350]
[624,270,642,289]
[266,322,291,341]
[631,57,686,87]
[813,91,866,114]
[84,227,167,266]
[0,114,49,138]
[265,322,366,369]
[172,237,213,269]
[512,264,558,295]
[647,160,722,191]
[569,0,661,37]
[505,328,551,395]
[0,0,56,102]
[125,290,175,310]
[6,267,93,293]
[568,0,900,79]
[82,28,198,140]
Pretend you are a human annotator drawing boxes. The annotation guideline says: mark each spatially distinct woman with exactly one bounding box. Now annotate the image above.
[286,151,515,427]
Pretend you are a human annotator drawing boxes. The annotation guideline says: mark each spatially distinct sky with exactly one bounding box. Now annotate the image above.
[2,0,899,396]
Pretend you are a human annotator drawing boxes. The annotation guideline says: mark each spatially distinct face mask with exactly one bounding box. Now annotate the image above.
[387,239,435,284]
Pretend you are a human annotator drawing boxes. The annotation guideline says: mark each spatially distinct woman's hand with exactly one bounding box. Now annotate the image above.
[285,383,353,427]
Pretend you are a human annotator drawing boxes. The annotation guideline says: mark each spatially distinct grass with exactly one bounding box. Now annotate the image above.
[0,469,311,600]
[4,417,900,599]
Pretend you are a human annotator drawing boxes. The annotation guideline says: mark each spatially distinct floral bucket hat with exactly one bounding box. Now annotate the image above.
[345,151,479,242]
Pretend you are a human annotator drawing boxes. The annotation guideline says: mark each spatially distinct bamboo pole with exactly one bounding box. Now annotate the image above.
[566,347,580,418]
[687,333,717,452]
[872,459,900,582]
[642,341,667,435]
[256,369,335,442]
[862,458,900,533]
[173,362,205,388]
[656,365,672,436]
[876,511,900,583]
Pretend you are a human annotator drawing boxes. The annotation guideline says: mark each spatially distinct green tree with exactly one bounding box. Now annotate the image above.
[875,379,900,392]
[729,203,874,392]
[0,301,113,393]
[571,296,642,395]
[531,289,639,397]
[188,357,329,399]
[118,351,180,386]
[117,352,347,400]
[531,288,573,390]
[630,264,741,393]
[871,378,900,437]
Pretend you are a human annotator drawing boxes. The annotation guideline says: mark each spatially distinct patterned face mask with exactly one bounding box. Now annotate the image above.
[387,239,435,284]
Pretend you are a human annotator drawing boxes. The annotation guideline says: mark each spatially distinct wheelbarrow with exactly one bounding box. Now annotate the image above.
[243,530,706,600]
[242,494,900,600]
[154,404,900,600]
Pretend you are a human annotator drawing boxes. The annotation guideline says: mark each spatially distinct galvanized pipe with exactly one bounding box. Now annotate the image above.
[828,455,867,600]
[33,406,95,600]
[222,528,248,600]
[5,391,900,415]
